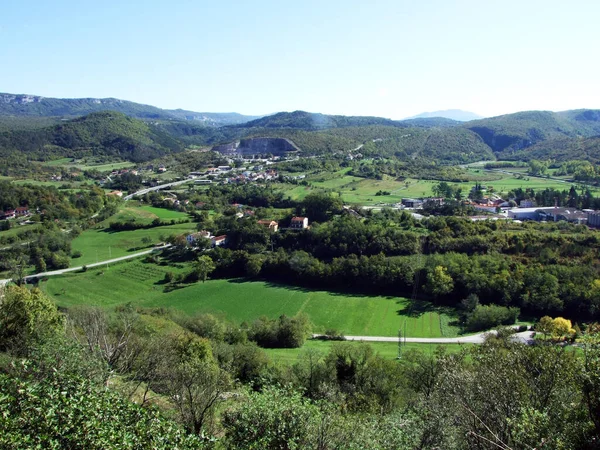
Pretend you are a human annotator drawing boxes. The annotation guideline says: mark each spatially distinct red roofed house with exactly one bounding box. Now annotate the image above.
[211,235,227,247]
[15,206,30,217]
[2,210,15,220]
[290,216,309,229]
[257,220,279,232]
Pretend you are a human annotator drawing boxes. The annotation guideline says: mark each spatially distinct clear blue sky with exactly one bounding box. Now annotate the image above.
[2,0,599,118]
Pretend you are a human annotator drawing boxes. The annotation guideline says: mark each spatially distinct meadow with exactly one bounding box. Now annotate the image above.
[42,158,135,172]
[278,168,599,206]
[41,259,460,338]
[69,204,193,265]
[263,339,468,365]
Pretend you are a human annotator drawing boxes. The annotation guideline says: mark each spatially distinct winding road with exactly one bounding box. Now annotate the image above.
[0,245,171,286]
[315,330,535,345]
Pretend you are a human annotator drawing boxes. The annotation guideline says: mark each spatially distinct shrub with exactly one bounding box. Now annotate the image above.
[465,304,520,332]
[248,314,312,348]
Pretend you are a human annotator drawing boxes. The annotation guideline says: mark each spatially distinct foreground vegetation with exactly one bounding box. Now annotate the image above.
[1,285,599,449]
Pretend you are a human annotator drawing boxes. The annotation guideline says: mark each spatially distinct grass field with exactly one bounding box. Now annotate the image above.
[0,223,41,239]
[42,260,459,338]
[42,158,135,172]
[277,168,600,206]
[69,204,193,265]
[263,339,468,365]
[70,223,194,265]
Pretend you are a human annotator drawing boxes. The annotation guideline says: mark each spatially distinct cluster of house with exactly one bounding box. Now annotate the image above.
[397,195,600,226]
[0,205,30,220]
[189,167,279,185]
[109,168,139,177]
[184,216,309,248]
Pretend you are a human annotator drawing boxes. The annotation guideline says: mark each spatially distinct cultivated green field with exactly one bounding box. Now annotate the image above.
[42,158,135,172]
[263,339,468,365]
[68,204,193,265]
[278,168,599,206]
[70,223,194,265]
[41,260,459,338]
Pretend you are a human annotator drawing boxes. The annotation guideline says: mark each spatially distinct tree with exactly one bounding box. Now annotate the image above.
[68,305,138,369]
[8,255,27,286]
[0,286,64,355]
[301,192,343,223]
[194,255,215,283]
[160,333,229,435]
[550,317,575,340]
[424,265,454,298]
[537,315,554,339]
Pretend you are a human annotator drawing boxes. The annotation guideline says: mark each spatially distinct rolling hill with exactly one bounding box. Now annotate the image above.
[236,110,404,130]
[464,110,600,153]
[0,111,183,162]
[0,93,260,126]
[499,136,600,162]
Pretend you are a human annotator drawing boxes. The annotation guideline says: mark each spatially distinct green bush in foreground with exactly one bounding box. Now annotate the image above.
[0,369,205,450]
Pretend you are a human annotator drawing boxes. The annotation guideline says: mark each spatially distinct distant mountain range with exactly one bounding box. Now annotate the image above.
[0,93,261,126]
[1,92,600,164]
[406,109,483,122]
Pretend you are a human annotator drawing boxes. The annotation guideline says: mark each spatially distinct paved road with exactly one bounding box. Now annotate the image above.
[124,179,193,200]
[0,245,172,285]
[315,330,535,345]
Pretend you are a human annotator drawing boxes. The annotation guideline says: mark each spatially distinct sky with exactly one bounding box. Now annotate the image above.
[1,0,599,119]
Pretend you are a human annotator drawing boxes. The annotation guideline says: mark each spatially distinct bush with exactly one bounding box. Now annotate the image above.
[248,314,312,348]
[0,371,204,449]
[465,304,520,332]
[317,329,346,340]
[71,250,82,258]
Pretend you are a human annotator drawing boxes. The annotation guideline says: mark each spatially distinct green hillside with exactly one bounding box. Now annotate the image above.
[500,135,600,162]
[0,111,183,162]
[465,109,600,153]
[237,110,405,130]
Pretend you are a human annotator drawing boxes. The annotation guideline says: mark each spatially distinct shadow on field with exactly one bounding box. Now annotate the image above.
[396,300,437,318]
[228,278,397,301]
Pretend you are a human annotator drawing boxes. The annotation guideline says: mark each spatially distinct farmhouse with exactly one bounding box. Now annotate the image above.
[290,216,309,229]
[257,220,279,232]
[186,230,212,245]
[211,235,227,247]
[15,206,30,217]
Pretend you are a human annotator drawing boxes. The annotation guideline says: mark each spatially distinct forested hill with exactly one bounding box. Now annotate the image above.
[0,111,183,162]
[236,111,405,130]
[499,135,600,163]
[0,93,259,126]
[464,109,600,153]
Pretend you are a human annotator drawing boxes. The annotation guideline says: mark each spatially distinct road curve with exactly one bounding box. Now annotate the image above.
[17,245,172,281]
[124,179,193,200]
